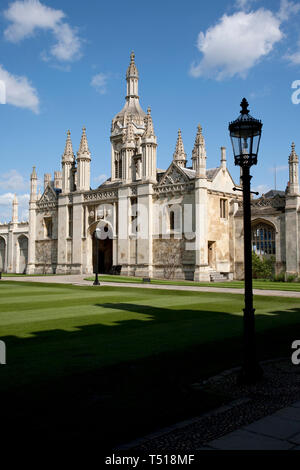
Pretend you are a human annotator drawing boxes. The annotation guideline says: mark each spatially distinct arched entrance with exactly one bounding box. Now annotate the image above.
[92,223,113,274]
[18,235,28,274]
[0,237,6,271]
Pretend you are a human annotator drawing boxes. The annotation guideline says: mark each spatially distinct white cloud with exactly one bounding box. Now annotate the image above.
[3,0,82,63]
[0,65,39,113]
[190,0,300,80]
[51,23,81,62]
[91,73,109,94]
[0,192,29,222]
[285,39,300,64]
[277,0,300,21]
[3,0,64,42]
[190,9,283,80]
[0,170,29,192]
[234,0,257,11]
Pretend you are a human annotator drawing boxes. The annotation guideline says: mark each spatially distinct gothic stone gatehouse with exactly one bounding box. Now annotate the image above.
[1,53,300,280]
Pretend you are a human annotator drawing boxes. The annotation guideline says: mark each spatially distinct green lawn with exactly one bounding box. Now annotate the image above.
[84,274,300,291]
[1,281,300,445]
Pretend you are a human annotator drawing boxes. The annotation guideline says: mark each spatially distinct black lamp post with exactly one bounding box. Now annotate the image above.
[93,227,101,286]
[229,98,263,384]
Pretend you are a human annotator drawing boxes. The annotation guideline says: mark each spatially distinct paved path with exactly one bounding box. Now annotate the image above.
[204,401,300,450]
[2,274,300,298]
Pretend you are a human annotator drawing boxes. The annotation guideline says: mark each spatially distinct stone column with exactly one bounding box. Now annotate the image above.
[135,183,153,278]
[71,193,84,274]
[56,194,69,274]
[285,195,300,276]
[118,186,131,275]
[194,177,210,281]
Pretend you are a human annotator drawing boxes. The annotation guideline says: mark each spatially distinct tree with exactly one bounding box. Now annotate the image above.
[35,241,52,274]
[155,238,184,279]
[252,252,275,279]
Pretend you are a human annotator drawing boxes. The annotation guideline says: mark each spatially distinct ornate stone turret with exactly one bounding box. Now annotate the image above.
[44,173,51,190]
[192,125,206,177]
[141,107,157,181]
[111,53,147,182]
[12,194,18,223]
[288,142,299,195]
[77,127,91,191]
[173,129,186,168]
[62,130,75,193]
[54,171,62,190]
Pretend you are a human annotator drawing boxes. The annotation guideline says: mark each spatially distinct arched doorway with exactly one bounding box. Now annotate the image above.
[0,237,6,272]
[18,235,28,274]
[92,223,113,274]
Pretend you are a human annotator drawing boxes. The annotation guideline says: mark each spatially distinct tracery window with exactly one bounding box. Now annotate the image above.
[251,222,275,255]
[114,153,122,179]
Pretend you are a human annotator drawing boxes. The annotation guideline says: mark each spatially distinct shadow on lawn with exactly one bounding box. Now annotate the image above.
[1,301,299,446]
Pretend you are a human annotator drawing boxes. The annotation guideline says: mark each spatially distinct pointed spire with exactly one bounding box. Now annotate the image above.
[289,142,298,162]
[192,124,206,159]
[288,142,299,195]
[143,107,155,138]
[173,129,187,167]
[12,193,18,223]
[192,124,207,177]
[62,130,74,163]
[126,51,139,79]
[30,166,37,201]
[77,127,91,160]
[31,166,37,179]
[126,51,139,100]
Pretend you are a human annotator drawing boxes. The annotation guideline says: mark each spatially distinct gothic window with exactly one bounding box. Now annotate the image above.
[170,211,175,231]
[115,160,119,179]
[44,217,52,238]
[251,222,275,256]
[130,198,137,234]
[0,237,5,271]
[68,206,73,238]
[220,198,227,219]
[118,159,123,179]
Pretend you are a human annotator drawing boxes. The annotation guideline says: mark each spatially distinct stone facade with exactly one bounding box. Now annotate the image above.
[1,53,300,280]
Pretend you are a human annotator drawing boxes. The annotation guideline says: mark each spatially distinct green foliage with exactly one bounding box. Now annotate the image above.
[287,273,298,283]
[273,271,286,282]
[252,253,275,280]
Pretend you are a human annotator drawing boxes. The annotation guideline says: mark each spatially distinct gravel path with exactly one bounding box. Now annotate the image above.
[118,359,300,451]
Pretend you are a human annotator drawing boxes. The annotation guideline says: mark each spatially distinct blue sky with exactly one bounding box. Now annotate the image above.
[1,0,300,221]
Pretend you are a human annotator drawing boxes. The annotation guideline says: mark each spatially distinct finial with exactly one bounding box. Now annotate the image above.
[147,106,151,115]
[82,126,86,132]
[292,142,295,151]
[31,166,37,178]
[197,124,202,133]
[240,98,250,115]
[67,130,71,137]
[130,51,135,63]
